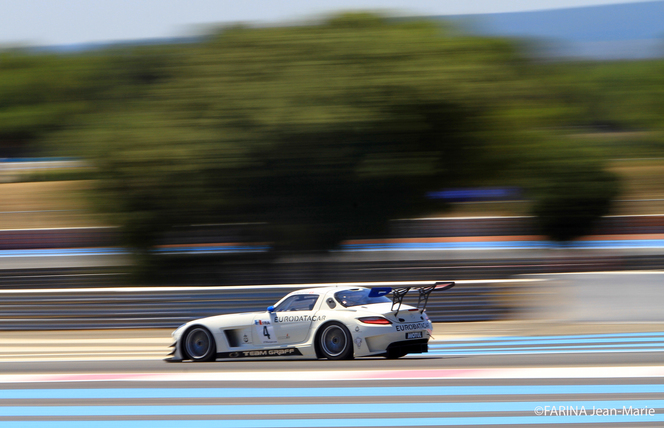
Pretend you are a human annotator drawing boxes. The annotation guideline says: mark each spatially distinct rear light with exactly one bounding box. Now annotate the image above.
[358,317,392,325]
[408,308,419,311]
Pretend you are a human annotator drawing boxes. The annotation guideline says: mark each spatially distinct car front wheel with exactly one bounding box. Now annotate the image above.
[318,322,353,360]
[183,326,216,362]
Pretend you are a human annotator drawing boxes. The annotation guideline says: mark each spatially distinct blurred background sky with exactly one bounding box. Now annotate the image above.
[1,0,659,47]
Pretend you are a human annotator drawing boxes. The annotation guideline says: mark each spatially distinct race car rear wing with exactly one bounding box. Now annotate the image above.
[369,281,455,317]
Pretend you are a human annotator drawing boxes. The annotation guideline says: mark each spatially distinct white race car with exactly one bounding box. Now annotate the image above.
[166,281,455,361]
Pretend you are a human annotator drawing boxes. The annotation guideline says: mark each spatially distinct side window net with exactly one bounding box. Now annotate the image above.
[275,295,319,312]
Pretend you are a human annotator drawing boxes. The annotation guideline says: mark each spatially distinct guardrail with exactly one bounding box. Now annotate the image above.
[0,280,533,330]
[3,215,664,250]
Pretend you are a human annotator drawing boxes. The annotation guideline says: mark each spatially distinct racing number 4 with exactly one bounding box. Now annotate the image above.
[256,320,277,344]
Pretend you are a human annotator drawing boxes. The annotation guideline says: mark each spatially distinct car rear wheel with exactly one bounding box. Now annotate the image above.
[318,322,353,360]
[183,326,216,362]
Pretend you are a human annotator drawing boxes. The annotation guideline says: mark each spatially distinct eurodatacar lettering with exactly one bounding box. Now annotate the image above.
[275,315,326,323]
[396,322,428,331]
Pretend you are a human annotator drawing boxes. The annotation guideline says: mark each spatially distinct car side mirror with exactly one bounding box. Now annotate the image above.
[267,306,275,313]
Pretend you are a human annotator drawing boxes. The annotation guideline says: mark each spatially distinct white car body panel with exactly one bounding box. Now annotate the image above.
[166,283,454,361]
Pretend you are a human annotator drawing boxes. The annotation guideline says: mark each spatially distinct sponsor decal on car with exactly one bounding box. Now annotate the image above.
[354,337,362,348]
[254,320,271,325]
[275,315,326,323]
[395,322,429,332]
[217,348,302,358]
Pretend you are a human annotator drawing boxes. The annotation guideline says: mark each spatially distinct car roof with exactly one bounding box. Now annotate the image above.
[286,286,368,297]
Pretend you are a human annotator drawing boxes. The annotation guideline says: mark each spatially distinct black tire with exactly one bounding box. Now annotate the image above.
[317,322,353,360]
[183,326,216,362]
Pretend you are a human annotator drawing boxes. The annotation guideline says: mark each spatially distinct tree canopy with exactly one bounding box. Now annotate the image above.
[4,13,638,257]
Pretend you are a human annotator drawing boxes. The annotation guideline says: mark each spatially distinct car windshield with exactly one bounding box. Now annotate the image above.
[334,289,391,308]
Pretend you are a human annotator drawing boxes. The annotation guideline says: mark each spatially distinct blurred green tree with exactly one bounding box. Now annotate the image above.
[0,47,173,156]
[46,13,621,259]
[529,157,620,241]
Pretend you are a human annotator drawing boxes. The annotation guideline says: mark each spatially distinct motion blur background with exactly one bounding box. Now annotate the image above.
[2,0,664,328]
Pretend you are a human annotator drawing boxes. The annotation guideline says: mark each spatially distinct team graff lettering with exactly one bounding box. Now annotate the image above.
[275,315,326,323]
[395,322,429,332]
[242,348,298,357]
[218,348,302,359]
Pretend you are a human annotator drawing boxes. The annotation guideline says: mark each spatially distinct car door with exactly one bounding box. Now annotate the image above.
[253,293,320,345]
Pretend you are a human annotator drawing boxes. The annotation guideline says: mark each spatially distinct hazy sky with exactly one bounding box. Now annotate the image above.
[1,0,655,47]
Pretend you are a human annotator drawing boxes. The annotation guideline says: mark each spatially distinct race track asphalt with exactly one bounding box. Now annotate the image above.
[1,324,663,426]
